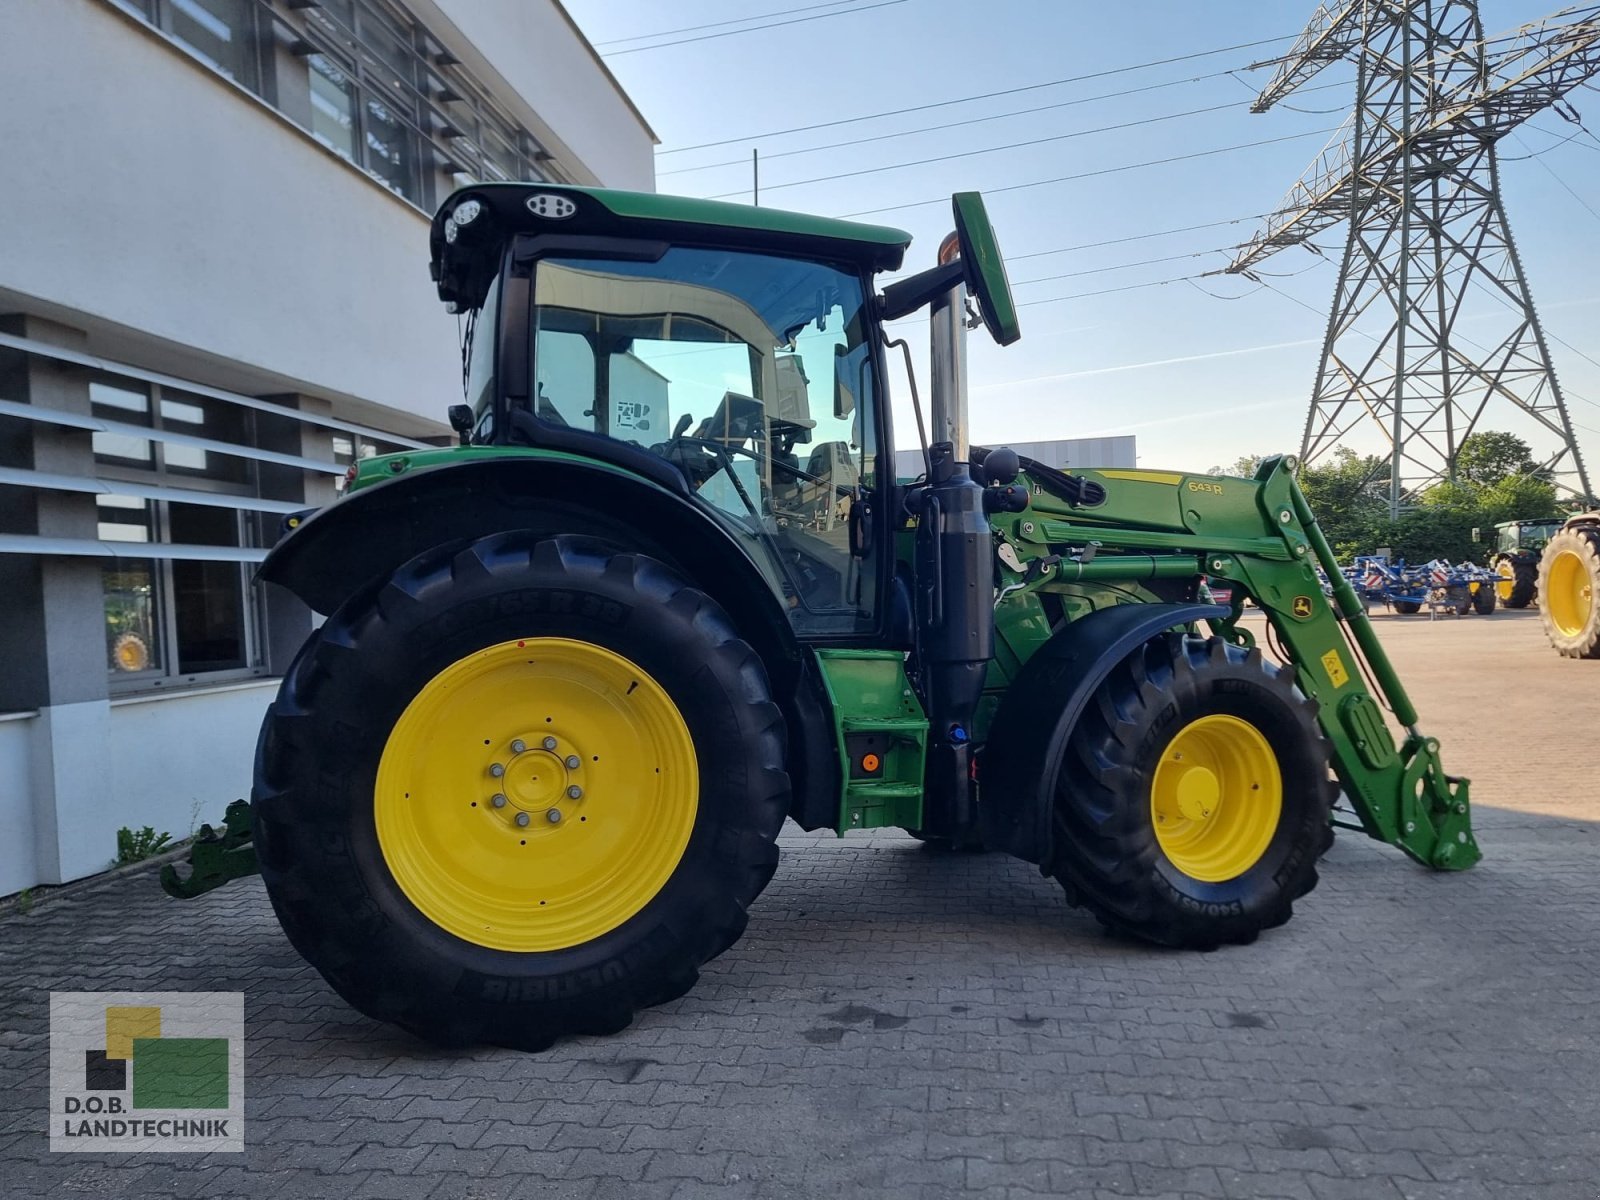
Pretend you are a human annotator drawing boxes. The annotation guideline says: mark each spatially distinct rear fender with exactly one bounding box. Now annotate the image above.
[259,455,840,827]
[977,602,1225,865]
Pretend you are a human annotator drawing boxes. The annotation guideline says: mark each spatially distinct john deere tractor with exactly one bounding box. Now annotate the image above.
[1485,517,1564,608]
[1537,512,1600,657]
[164,185,1478,1049]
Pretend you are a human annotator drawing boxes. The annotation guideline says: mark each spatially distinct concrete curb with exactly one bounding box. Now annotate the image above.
[0,838,198,916]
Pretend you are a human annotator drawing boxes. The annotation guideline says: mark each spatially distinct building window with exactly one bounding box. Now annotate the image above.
[161,0,264,92]
[91,374,264,688]
[114,0,563,211]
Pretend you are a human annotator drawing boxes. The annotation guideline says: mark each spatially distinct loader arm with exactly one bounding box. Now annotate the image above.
[986,454,1478,871]
[1219,457,1478,870]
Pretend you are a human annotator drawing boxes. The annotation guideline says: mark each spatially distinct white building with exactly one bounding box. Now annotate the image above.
[894,435,1137,480]
[0,0,655,893]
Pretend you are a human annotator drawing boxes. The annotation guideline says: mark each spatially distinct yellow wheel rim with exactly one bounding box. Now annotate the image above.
[375,637,698,952]
[1150,714,1282,883]
[1495,560,1516,601]
[1547,549,1594,638]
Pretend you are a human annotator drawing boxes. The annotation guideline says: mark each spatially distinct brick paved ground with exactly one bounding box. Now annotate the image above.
[2,606,1597,1199]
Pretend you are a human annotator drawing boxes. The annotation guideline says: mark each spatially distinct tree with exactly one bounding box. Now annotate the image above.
[1297,448,1389,558]
[1454,430,1542,486]
[1208,453,1263,478]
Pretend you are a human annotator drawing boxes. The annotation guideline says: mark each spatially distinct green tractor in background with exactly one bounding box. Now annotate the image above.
[1485,517,1565,608]
[165,184,1479,1050]
[1538,512,1600,657]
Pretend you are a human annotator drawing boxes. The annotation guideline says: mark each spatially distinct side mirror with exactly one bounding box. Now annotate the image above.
[833,344,855,420]
[448,403,474,446]
[876,191,1021,347]
[952,192,1021,347]
[1470,527,1481,543]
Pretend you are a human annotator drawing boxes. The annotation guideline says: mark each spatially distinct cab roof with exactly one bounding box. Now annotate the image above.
[429,183,913,311]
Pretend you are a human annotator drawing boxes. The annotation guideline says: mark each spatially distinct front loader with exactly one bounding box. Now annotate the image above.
[165,184,1479,1049]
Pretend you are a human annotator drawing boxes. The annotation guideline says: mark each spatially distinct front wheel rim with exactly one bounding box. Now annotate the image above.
[1150,714,1283,883]
[374,637,699,952]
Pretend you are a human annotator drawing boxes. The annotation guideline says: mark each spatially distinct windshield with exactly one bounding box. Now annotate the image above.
[1500,520,1561,553]
[527,247,879,634]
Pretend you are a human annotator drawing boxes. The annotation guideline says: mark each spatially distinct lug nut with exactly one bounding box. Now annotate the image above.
[542,736,558,751]
[489,763,505,778]
[511,739,526,754]
[515,812,531,827]
[491,793,507,808]
[565,755,581,770]
[546,809,562,824]
[566,785,583,800]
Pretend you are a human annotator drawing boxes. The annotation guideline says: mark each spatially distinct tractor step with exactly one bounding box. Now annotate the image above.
[812,649,929,833]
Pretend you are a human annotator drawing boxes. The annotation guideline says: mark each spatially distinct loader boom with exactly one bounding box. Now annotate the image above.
[982,453,1479,871]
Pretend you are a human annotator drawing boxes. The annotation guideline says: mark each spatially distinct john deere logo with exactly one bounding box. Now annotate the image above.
[50,992,243,1153]
[526,193,577,219]
[1291,596,1314,619]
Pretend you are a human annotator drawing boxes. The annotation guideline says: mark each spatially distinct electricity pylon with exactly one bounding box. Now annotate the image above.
[1228,2,1600,515]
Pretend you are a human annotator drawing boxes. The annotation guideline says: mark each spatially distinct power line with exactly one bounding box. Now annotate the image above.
[1011,245,1238,288]
[704,98,1259,199]
[1009,214,1272,263]
[839,127,1340,218]
[659,67,1249,177]
[656,34,1295,153]
[1516,133,1600,225]
[700,81,1376,202]
[603,0,908,56]
[1016,272,1240,309]
[593,1,859,46]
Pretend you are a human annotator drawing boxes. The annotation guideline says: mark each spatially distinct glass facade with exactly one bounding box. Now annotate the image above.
[117,0,563,212]
[91,375,262,686]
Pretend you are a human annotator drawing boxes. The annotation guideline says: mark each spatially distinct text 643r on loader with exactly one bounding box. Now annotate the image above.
[163,185,1479,1049]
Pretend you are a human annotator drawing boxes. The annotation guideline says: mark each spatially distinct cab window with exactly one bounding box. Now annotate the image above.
[527,247,878,636]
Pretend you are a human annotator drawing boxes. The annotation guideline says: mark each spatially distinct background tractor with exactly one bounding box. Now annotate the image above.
[1482,517,1564,608]
[165,184,1478,1050]
[1537,512,1600,657]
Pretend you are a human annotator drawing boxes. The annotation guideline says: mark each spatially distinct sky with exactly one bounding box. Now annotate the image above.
[562,0,1600,479]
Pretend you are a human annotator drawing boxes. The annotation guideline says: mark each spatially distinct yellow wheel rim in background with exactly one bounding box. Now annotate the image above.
[1495,560,1516,601]
[1547,549,1594,638]
[1150,714,1283,883]
[375,638,698,952]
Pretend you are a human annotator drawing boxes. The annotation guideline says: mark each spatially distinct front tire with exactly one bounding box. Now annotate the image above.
[253,534,789,1048]
[1048,636,1334,949]
[1498,558,1536,608]
[1539,527,1600,658]
[1471,582,1496,615]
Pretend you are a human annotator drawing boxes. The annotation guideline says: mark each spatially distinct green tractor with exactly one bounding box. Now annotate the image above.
[1538,512,1600,657]
[1484,517,1565,608]
[164,184,1478,1050]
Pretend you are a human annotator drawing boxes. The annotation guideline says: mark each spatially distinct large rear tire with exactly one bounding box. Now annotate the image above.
[253,534,789,1048]
[1048,635,1334,949]
[1538,527,1600,658]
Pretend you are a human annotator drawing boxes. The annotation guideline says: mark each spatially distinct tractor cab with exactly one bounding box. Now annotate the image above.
[1493,518,1563,556]
[429,183,1016,638]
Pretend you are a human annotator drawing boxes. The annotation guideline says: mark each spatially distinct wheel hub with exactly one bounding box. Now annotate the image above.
[497,741,579,819]
[1172,764,1219,822]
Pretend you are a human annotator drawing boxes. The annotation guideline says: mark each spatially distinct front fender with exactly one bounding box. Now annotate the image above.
[978,601,1226,865]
